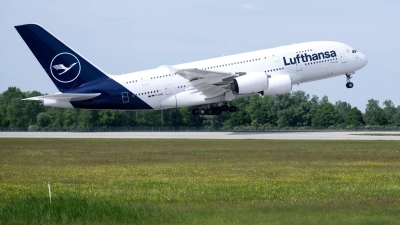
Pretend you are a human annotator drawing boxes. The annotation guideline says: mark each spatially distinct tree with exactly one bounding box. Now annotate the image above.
[248,95,275,126]
[277,107,299,127]
[0,93,8,126]
[364,99,387,125]
[77,110,97,128]
[2,87,24,104]
[180,107,204,126]
[7,98,27,127]
[2,87,25,127]
[335,101,352,122]
[299,95,319,127]
[345,107,364,126]
[97,110,119,127]
[391,106,400,126]
[225,98,251,127]
[62,109,79,128]
[136,110,162,126]
[46,107,64,128]
[382,100,396,125]
[162,108,183,126]
[37,112,51,127]
[312,97,340,127]
[4,85,399,129]
[22,91,45,125]
[277,91,317,127]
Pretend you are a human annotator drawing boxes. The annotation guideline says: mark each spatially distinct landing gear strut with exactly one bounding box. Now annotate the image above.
[345,73,354,88]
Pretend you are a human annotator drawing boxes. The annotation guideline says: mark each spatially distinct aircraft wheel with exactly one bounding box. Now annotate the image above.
[199,108,206,115]
[214,107,222,115]
[229,106,237,112]
[346,82,354,88]
[192,108,199,115]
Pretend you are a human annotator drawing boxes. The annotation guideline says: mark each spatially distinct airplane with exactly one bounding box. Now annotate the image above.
[15,24,368,115]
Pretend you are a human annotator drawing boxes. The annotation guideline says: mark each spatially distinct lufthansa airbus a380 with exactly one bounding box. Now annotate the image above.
[15,24,367,115]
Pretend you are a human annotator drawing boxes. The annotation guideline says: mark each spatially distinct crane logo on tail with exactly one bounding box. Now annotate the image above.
[50,52,81,83]
[53,62,78,75]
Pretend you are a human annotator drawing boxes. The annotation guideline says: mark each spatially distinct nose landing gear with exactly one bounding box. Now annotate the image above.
[345,73,354,88]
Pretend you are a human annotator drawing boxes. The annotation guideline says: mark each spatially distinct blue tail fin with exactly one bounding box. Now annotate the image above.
[15,24,109,92]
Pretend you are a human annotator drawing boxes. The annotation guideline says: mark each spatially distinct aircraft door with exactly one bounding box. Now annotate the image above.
[121,92,129,103]
[165,84,172,95]
[141,75,148,85]
[272,52,280,62]
[341,53,347,64]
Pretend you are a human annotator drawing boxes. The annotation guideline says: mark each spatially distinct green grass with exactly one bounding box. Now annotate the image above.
[0,139,399,224]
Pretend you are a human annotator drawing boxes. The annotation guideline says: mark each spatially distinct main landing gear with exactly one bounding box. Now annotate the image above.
[191,104,237,116]
[345,73,354,88]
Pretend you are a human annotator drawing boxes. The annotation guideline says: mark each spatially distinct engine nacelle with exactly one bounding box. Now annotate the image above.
[261,74,292,96]
[233,72,268,94]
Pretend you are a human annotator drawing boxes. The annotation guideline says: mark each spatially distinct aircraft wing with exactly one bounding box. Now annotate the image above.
[23,92,101,102]
[175,68,241,100]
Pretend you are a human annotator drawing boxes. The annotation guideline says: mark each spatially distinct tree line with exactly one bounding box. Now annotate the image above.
[0,86,399,130]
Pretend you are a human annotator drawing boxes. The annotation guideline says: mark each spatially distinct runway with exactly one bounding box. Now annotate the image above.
[1,131,400,140]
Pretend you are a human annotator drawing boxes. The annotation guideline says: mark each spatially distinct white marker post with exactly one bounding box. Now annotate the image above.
[48,181,52,204]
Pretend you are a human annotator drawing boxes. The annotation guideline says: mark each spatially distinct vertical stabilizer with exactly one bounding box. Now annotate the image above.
[15,24,109,92]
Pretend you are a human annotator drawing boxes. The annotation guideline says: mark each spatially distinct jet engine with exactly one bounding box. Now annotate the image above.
[261,74,292,96]
[232,72,268,94]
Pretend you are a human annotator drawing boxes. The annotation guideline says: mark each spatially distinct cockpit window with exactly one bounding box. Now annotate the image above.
[352,50,357,53]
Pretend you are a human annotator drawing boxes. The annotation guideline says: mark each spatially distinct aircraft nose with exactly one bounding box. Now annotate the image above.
[359,52,368,67]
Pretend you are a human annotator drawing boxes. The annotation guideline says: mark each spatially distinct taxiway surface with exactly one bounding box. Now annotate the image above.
[1,132,400,140]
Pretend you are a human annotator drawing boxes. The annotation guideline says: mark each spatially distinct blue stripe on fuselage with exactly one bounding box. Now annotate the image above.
[66,78,153,110]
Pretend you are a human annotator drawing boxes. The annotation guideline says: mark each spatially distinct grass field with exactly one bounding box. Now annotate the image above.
[0,139,399,224]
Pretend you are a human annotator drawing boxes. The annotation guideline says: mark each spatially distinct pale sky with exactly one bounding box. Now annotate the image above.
[1,0,399,111]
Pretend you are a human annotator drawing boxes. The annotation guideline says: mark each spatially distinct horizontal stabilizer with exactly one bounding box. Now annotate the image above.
[23,92,101,102]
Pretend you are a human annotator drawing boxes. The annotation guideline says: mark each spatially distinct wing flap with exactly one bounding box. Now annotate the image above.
[204,89,229,100]
[174,67,240,99]
[176,68,232,80]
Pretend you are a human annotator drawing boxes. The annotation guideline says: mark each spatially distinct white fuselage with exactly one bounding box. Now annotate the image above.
[112,41,367,110]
